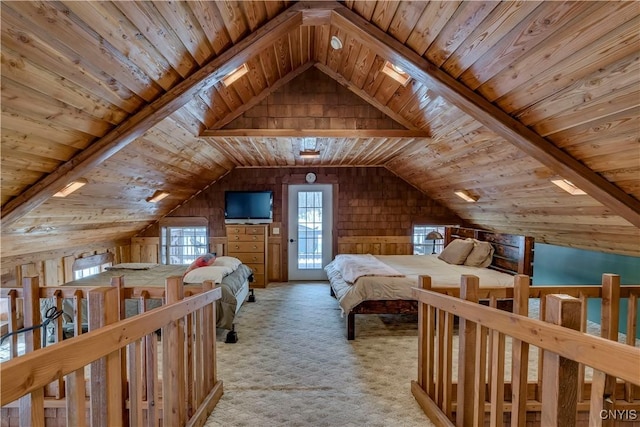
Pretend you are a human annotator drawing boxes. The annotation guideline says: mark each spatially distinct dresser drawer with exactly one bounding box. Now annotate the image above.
[245,263,265,275]
[226,226,245,235]
[231,252,265,264]
[228,242,263,253]
[251,274,265,287]
[245,226,266,235]
[228,233,265,242]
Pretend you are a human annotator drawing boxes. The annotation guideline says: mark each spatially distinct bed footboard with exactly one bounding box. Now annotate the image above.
[347,300,419,340]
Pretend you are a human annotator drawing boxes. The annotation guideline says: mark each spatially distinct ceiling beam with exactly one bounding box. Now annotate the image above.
[0,5,305,228]
[330,6,640,228]
[200,129,430,138]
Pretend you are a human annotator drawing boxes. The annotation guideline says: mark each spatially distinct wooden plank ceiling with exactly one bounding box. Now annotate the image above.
[1,1,638,258]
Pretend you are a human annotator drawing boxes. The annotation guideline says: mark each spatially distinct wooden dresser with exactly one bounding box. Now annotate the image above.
[226,225,268,288]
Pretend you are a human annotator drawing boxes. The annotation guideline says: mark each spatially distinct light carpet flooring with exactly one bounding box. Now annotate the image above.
[205,282,432,427]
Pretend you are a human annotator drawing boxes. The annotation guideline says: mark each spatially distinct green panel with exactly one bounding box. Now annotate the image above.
[532,243,640,338]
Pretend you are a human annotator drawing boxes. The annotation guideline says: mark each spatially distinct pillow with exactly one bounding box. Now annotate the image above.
[212,256,242,270]
[437,239,475,265]
[183,254,217,276]
[464,239,495,268]
[183,266,233,284]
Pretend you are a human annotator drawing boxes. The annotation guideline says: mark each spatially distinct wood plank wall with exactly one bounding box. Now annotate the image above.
[223,67,406,130]
[130,237,159,263]
[144,166,463,281]
[0,240,132,288]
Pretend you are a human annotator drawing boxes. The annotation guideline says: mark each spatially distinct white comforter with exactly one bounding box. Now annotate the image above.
[329,254,404,283]
[325,254,515,313]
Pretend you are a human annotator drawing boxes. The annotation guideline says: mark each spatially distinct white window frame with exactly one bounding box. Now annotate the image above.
[72,253,114,280]
[413,225,446,255]
[73,262,112,280]
[159,217,209,265]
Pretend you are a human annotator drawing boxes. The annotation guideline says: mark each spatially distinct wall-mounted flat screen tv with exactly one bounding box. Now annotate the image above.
[224,191,273,224]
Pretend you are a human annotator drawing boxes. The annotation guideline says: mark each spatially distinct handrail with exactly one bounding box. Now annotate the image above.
[421,284,640,300]
[1,286,221,406]
[411,283,640,385]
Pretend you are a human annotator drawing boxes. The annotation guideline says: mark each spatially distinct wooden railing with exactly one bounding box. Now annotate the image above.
[412,274,640,426]
[1,276,223,426]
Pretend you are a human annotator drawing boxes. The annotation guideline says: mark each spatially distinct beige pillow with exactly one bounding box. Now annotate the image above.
[438,239,475,265]
[464,240,495,268]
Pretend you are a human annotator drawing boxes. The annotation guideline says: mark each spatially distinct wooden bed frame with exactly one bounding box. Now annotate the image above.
[342,226,534,339]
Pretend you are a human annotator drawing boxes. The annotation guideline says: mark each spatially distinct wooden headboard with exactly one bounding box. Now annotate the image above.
[445,227,534,276]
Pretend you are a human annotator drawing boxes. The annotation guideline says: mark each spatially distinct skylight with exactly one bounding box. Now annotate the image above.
[381,60,411,86]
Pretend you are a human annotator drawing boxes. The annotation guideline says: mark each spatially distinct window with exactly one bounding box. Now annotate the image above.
[74,265,100,280]
[161,226,208,265]
[413,225,445,255]
[72,253,114,280]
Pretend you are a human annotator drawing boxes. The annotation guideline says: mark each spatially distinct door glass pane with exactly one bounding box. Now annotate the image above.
[297,191,322,269]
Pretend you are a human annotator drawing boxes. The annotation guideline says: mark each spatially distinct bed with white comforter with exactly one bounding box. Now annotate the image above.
[325,254,515,314]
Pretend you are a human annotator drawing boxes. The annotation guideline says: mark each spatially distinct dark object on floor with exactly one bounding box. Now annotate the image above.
[225,324,238,343]
[62,323,89,340]
[248,288,256,302]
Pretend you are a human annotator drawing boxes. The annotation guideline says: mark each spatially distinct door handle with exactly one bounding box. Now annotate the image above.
[289,239,296,243]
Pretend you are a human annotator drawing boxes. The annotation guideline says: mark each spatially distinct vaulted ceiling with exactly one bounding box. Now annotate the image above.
[1,1,639,258]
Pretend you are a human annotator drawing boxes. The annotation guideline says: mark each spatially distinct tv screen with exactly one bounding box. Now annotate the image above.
[225,191,273,223]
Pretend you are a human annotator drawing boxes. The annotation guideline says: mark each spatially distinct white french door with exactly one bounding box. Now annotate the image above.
[287,184,333,280]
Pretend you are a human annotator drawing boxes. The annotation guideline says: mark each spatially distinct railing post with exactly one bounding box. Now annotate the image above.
[163,277,185,426]
[186,292,195,419]
[511,274,530,427]
[66,290,87,427]
[110,276,129,427]
[417,275,433,393]
[110,276,127,320]
[456,275,479,427]
[52,290,65,399]
[140,290,160,427]
[89,286,122,427]
[8,289,19,359]
[202,280,216,393]
[541,294,581,427]
[625,292,638,402]
[600,274,620,427]
[473,317,487,427]
[589,369,607,427]
[19,276,44,427]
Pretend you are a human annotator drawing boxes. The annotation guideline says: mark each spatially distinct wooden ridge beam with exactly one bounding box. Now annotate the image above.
[0,5,305,228]
[330,5,640,228]
[200,129,430,138]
